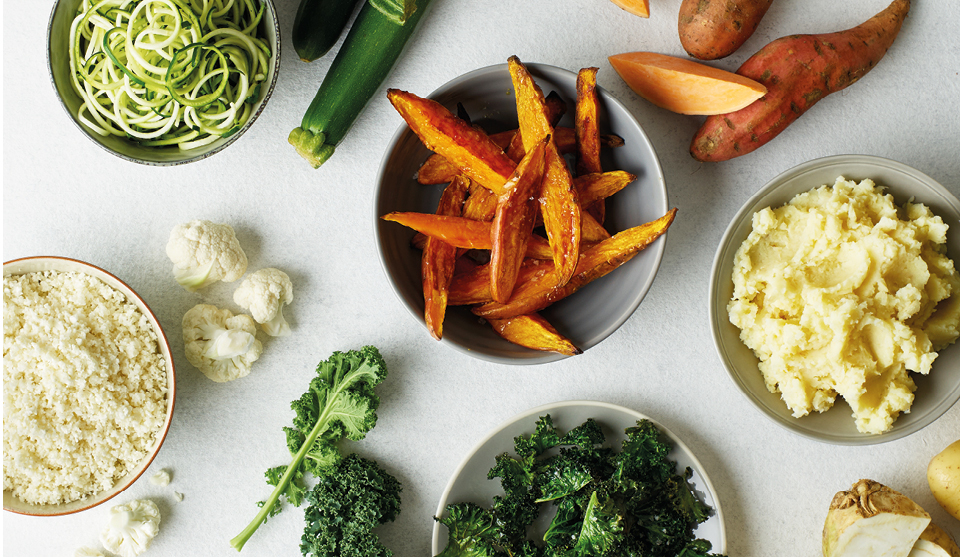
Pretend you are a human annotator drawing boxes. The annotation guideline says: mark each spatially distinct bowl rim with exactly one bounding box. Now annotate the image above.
[45,0,281,166]
[2,255,176,515]
[373,61,668,365]
[708,153,960,445]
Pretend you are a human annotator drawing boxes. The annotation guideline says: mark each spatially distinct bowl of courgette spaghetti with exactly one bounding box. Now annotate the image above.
[47,0,280,165]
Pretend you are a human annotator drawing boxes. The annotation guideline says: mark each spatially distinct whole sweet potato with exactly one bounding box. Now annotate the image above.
[690,0,910,162]
[679,0,774,60]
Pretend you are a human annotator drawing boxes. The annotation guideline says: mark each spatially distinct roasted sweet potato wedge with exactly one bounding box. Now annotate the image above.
[575,67,602,176]
[417,127,624,185]
[384,212,554,260]
[487,313,582,356]
[575,170,636,208]
[491,137,547,303]
[422,176,468,340]
[472,208,677,319]
[449,258,554,306]
[540,142,582,284]
[388,89,514,194]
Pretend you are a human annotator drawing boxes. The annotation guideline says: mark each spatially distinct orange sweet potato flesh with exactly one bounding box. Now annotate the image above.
[609,0,649,18]
[678,0,775,60]
[575,67,602,176]
[387,89,514,194]
[417,128,623,185]
[690,0,910,162]
[608,52,767,115]
[422,176,468,340]
[487,313,582,356]
[491,138,547,303]
[509,56,582,286]
[383,212,554,260]
[473,208,677,320]
[449,259,554,306]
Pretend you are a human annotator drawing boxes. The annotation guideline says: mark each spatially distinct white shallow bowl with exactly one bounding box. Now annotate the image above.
[709,154,960,445]
[431,400,726,554]
[3,256,176,516]
[375,62,669,365]
[46,0,280,166]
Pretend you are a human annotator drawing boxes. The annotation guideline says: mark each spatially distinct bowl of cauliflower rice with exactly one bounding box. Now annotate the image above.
[3,256,175,516]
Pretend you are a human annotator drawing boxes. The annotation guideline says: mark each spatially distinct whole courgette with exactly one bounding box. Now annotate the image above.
[289,0,432,168]
[690,0,910,162]
[292,0,361,62]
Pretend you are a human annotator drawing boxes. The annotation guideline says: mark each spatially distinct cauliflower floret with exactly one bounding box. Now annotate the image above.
[182,304,263,382]
[166,220,248,291]
[99,499,160,557]
[75,548,107,557]
[233,268,294,337]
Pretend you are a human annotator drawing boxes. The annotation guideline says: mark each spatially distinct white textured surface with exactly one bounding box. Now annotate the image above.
[4,0,960,555]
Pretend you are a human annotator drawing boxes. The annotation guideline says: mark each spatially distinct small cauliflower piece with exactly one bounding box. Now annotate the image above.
[233,268,294,336]
[100,499,161,557]
[75,548,107,557]
[166,220,248,291]
[182,304,263,382]
[149,469,171,487]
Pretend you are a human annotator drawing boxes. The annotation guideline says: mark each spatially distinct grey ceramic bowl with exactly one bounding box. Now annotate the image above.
[709,154,960,445]
[431,400,726,554]
[3,256,176,515]
[46,0,280,166]
[375,62,669,365]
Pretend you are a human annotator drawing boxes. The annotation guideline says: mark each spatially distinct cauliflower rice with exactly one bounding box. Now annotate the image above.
[3,270,168,505]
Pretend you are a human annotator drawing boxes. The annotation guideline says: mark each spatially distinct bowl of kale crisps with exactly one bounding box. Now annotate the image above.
[4,256,175,516]
[47,0,280,165]
[375,60,672,365]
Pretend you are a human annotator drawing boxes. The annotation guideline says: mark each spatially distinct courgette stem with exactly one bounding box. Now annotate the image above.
[289,0,432,168]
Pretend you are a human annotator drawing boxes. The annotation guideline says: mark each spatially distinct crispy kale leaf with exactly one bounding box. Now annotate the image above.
[301,454,402,557]
[231,346,388,551]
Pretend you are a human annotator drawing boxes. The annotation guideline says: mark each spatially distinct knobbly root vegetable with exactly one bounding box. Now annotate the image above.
[609,51,767,115]
[927,440,960,520]
[487,313,582,356]
[690,0,910,162]
[678,0,774,60]
[609,0,649,18]
[911,523,960,557]
[823,479,930,557]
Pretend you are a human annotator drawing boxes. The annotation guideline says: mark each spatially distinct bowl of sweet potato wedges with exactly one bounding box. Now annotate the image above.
[375,58,674,364]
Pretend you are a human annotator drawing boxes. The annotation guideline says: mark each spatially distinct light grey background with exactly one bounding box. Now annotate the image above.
[4,0,960,555]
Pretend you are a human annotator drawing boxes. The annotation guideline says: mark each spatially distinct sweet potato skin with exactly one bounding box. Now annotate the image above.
[679,0,774,60]
[690,0,910,162]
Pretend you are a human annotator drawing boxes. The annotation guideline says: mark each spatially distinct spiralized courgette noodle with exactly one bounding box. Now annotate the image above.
[69,0,272,150]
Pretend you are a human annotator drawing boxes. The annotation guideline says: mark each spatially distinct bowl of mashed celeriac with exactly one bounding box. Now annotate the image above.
[3,256,175,515]
[709,155,960,445]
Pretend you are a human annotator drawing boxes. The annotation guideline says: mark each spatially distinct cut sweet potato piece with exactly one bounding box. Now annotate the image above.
[422,176,468,340]
[388,89,514,194]
[609,0,649,18]
[608,51,767,115]
[384,213,554,260]
[491,137,547,303]
[576,67,602,176]
[472,208,677,320]
[540,141,582,284]
[462,179,499,222]
[487,313,582,356]
[417,127,625,185]
[575,170,636,210]
[449,259,554,306]
[509,56,554,153]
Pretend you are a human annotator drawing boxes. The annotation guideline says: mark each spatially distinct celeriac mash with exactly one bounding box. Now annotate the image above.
[728,177,960,434]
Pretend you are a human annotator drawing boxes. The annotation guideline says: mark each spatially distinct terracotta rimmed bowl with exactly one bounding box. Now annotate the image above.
[709,154,960,445]
[374,62,669,365]
[3,256,176,515]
